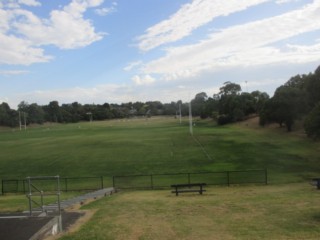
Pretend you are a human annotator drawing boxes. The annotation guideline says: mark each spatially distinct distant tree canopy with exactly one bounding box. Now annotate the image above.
[1,65,320,140]
[260,65,320,134]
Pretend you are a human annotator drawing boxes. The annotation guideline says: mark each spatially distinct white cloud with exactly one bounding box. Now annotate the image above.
[18,0,41,7]
[136,0,270,51]
[0,32,52,65]
[0,69,29,75]
[276,0,300,4]
[132,74,155,85]
[95,7,115,16]
[0,0,105,65]
[141,1,320,80]
[123,61,142,71]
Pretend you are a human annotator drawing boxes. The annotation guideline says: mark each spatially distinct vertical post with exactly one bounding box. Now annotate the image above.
[227,171,230,187]
[189,101,193,136]
[41,191,44,212]
[56,176,62,231]
[19,111,22,131]
[179,104,182,124]
[23,112,27,131]
[101,176,104,189]
[64,178,68,192]
[56,176,61,215]
[27,177,32,216]
[150,175,153,189]
[265,169,268,185]
[23,180,26,194]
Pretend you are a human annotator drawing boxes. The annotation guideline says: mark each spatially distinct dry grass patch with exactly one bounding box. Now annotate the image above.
[60,183,320,240]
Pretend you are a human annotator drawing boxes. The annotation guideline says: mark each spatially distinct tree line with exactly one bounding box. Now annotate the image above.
[1,65,319,139]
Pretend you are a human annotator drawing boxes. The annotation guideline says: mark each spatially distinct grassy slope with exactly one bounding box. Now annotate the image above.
[60,183,320,240]
[1,117,320,239]
[0,117,319,184]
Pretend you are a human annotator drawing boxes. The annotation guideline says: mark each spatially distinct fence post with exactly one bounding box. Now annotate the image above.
[150,175,153,189]
[101,176,104,189]
[227,171,230,186]
[265,169,268,185]
[23,180,26,194]
[65,178,68,192]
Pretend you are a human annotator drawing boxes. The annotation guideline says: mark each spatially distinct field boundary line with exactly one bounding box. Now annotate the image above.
[192,135,214,162]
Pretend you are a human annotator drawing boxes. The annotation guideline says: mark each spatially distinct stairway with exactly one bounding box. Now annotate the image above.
[25,187,115,215]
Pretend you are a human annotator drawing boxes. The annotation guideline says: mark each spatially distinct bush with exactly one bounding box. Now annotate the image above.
[217,114,232,125]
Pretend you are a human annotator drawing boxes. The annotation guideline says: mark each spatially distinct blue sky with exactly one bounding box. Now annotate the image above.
[1,0,320,108]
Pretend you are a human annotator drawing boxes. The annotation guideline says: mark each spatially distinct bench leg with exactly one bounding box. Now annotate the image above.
[175,188,178,196]
[200,185,203,195]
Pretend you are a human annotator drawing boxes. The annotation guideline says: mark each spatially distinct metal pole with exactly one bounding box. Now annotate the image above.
[19,111,22,131]
[41,191,44,212]
[150,175,153,190]
[65,178,68,192]
[189,101,193,136]
[27,177,32,216]
[227,171,230,186]
[179,104,182,124]
[101,176,104,189]
[23,112,27,131]
[265,169,268,185]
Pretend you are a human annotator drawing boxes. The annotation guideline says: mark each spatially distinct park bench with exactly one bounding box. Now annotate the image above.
[171,183,206,196]
[311,178,320,189]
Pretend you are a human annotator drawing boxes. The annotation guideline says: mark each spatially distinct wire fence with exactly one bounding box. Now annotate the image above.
[112,169,268,190]
[1,176,104,195]
[1,169,268,194]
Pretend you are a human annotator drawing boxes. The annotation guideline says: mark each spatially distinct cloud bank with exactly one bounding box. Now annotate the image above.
[0,0,105,65]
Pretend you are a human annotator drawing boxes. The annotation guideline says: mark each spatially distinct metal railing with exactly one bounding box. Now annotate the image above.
[112,169,268,190]
[1,176,104,195]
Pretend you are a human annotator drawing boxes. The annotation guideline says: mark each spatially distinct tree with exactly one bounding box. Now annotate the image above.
[192,92,208,117]
[45,101,61,122]
[219,82,241,96]
[304,103,320,140]
[262,86,307,131]
[28,103,45,124]
[0,102,18,127]
[250,91,269,114]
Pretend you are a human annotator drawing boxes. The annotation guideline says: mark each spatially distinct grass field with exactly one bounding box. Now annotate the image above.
[59,183,320,240]
[0,116,319,184]
[1,117,320,239]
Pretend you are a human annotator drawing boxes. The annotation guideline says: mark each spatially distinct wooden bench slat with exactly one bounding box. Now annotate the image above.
[171,183,206,196]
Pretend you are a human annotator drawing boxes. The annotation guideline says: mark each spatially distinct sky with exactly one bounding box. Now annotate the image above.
[1,0,320,108]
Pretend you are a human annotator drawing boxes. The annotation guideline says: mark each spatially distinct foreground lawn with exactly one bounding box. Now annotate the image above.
[60,183,320,240]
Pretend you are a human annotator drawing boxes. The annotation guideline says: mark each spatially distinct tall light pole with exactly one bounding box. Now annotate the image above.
[189,101,193,136]
[86,112,93,123]
[179,103,182,124]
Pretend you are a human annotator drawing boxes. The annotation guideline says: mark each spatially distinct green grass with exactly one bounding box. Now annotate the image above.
[0,116,319,184]
[60,183,320,240]
[1,117,320,238]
